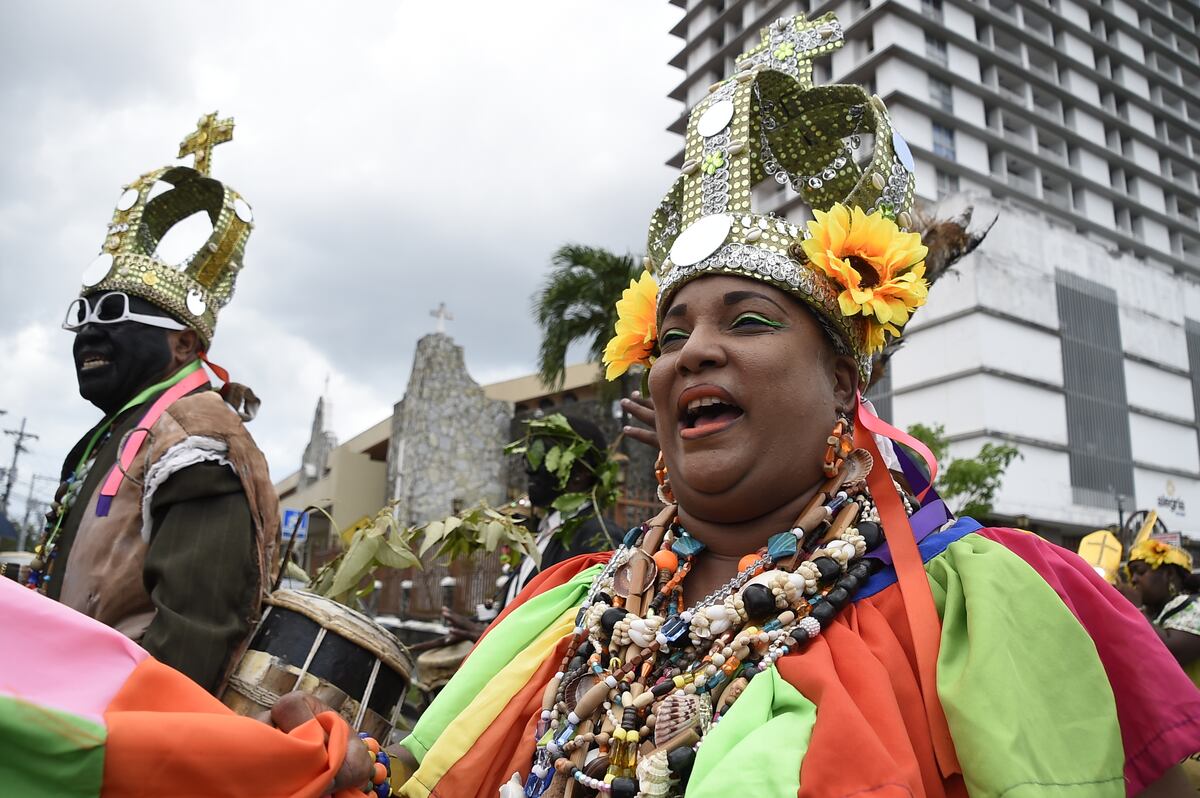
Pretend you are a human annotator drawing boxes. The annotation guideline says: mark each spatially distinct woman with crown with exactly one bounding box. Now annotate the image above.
[392,13,1200,798]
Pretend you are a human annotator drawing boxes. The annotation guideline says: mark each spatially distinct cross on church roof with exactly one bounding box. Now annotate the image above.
[430,302,454,334]
[178,111,234,176]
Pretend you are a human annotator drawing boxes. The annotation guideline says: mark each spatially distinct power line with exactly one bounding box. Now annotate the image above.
[2,418,40,516]
[18,474,58,551]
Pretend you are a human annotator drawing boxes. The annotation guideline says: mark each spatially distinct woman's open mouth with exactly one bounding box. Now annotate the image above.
[678,388,745,440]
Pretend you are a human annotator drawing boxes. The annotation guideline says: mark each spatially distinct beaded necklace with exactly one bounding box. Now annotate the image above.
[26,360,204,592]
[512,450,909,798]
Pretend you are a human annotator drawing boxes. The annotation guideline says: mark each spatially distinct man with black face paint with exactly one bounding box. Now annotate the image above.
[28,116,280,695]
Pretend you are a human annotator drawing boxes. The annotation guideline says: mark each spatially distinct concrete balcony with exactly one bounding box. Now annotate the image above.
[1004,172,1039,195]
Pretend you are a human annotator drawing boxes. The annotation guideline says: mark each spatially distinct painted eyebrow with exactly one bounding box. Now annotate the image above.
[664,303,688,319]
[723,290,788,314]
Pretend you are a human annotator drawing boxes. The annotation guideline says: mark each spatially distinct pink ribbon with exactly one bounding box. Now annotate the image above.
[856,391,939,502]
[95,368,211,516]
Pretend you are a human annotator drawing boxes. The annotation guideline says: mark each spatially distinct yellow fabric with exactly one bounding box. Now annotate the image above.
[399,606,577,798]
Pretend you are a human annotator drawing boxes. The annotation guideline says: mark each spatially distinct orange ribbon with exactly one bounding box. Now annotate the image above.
[855,397,960,777]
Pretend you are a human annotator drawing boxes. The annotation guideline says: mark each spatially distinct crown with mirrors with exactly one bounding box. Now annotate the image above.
[647,13,919,379]
[78,112,254,348]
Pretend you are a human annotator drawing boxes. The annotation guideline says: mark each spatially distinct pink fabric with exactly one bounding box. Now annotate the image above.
[979,528,1200,794]
[0,578,146,724]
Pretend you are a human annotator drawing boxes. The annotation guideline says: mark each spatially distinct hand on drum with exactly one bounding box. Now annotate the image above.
[270,692,374,794]
[620,391,658,448]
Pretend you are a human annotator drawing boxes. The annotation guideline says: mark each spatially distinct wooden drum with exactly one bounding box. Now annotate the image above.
[222,589,412,740]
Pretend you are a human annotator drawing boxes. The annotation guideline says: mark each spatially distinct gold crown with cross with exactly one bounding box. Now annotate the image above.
[646,12,919,380]
[78,111,254,348]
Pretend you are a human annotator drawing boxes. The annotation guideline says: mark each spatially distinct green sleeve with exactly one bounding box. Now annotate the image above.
[142,461,260,694]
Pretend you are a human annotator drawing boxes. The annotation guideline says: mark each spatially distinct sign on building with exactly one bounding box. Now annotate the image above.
[281,508,309,542]
[1151,531,1183,550]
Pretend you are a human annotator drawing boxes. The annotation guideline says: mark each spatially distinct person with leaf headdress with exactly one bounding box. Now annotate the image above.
[500,414,619,609]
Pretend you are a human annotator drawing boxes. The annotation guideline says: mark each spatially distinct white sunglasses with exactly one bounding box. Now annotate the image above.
[63,292,188,332]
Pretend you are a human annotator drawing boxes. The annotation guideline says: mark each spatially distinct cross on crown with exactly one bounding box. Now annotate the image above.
[735,13,845,89]
[178,112,234,176]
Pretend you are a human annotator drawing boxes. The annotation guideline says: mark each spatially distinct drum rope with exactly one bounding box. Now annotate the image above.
[354,657,382,730]
[292,627,328,692]
[227,674,283,708]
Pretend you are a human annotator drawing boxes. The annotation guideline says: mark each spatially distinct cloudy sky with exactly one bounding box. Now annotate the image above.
[0,1,684,520]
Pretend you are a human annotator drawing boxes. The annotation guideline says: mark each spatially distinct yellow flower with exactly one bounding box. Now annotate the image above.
[1130,538,1193,571]
[801,204,929,353]
[603,270,658,380]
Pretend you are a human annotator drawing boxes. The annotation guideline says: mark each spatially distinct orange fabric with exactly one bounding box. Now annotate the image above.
[103,658,356,797]
[428,553,607,797]
[432,633,574,798]
[855,410,960,779]
[781,584,967,797]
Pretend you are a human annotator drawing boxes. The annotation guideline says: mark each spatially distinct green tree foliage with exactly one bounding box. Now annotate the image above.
[533,245,639,389]
[905,423,1021,520]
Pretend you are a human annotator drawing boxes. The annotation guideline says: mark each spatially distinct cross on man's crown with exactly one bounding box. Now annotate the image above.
[178,112,234,176]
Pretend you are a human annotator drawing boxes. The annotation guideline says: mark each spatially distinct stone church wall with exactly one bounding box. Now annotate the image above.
[387,333,512,527]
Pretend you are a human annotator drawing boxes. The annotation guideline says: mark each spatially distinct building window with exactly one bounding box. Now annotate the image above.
[922,0,944,22]
[932,122,956,159]
[925,33,948,66]
[936,169,960,199]
[929,76,953,111]
[1055,270,1134,510]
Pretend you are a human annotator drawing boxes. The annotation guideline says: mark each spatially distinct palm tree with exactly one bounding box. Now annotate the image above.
[533,245,639,389]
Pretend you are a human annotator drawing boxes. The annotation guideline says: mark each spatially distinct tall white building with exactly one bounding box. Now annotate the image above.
[666,0,1200,543]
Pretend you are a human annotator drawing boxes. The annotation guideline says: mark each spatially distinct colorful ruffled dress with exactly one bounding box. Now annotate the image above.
[0,577,357,797]
[398,518,1200,798]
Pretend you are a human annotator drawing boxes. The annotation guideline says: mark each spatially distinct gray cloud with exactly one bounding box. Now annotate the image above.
[0,1,683,516]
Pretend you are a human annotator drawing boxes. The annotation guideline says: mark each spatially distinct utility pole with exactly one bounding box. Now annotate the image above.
[18,474,58,551]
[2,418,39,516]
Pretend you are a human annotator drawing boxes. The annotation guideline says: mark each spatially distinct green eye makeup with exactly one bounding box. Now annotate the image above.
[733,312,785,329]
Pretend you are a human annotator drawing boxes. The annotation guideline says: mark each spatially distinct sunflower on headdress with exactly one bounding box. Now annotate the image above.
[802,204,929,353]
[603,270,658,380]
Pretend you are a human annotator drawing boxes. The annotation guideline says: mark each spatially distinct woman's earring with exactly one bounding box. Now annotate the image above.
[823,412,855,478]
[655,451,676,505]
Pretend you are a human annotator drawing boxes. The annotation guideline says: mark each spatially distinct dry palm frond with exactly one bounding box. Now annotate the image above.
[867,205,997,389]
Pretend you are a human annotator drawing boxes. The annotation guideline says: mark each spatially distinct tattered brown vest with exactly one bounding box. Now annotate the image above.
[58,391,280,683]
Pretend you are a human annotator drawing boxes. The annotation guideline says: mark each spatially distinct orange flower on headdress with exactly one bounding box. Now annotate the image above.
[603,270,658,380]
[1129,538,1193,571]
[801,204,929,353]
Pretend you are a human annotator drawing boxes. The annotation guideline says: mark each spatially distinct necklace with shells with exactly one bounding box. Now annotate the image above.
[508,449,902,798]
